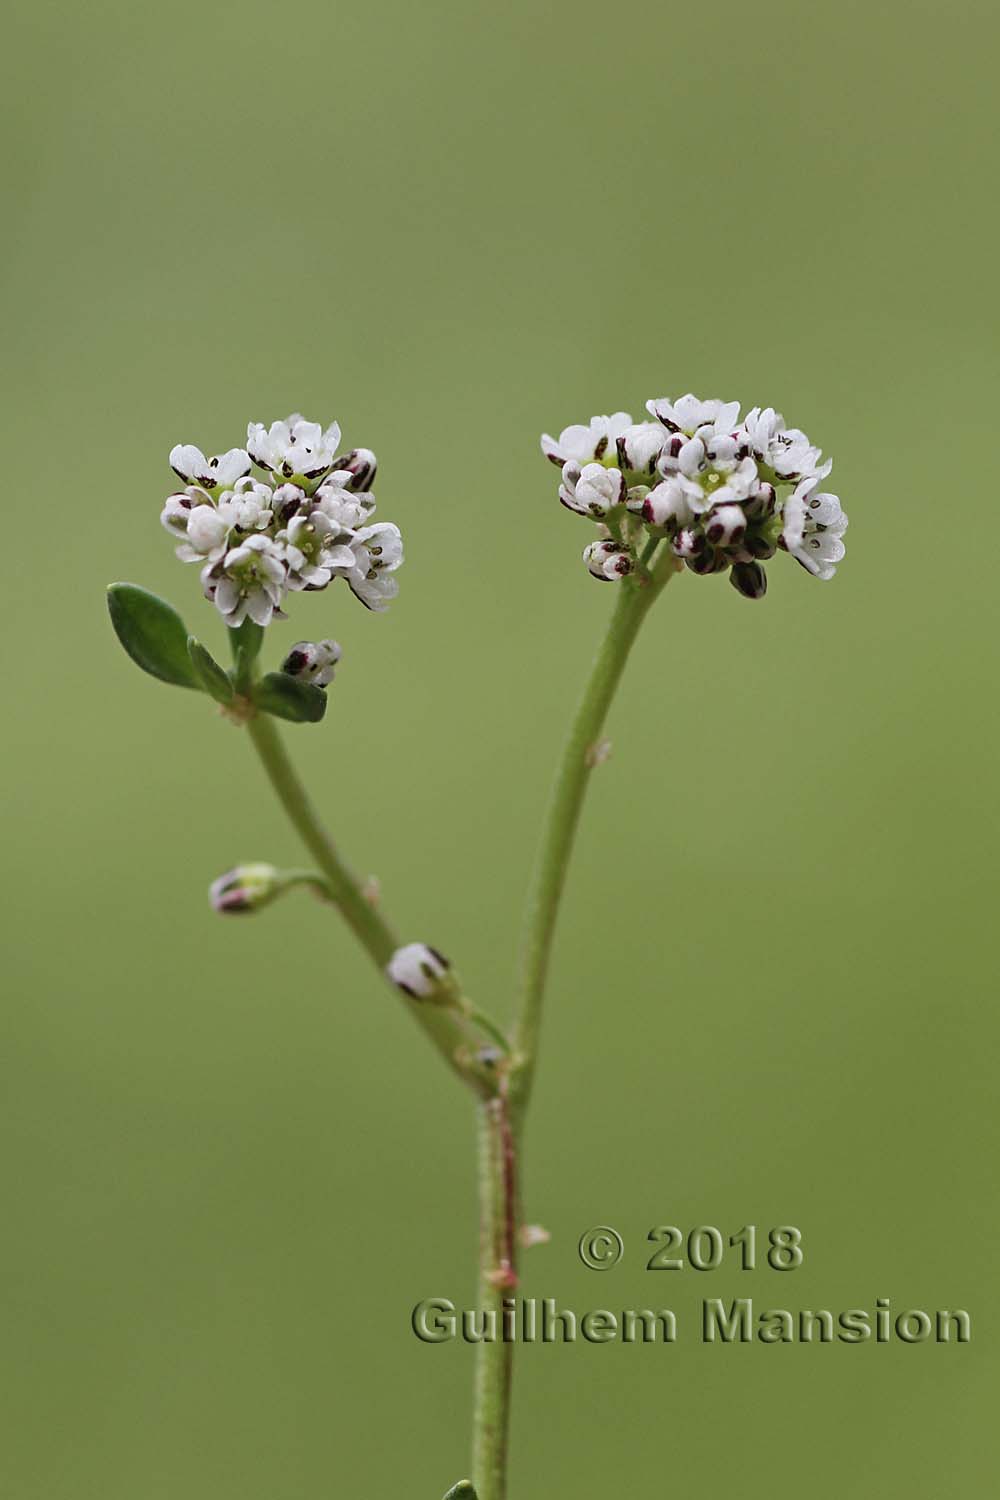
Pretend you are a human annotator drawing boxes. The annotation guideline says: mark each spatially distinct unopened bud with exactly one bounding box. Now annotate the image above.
[334,447,378,492]
[705,503,746,547]
[686,545,722,575]
[209,863,285,914]
[615,422,665,476]
[640,479,693,530]
[730,561,768,600]
[386,942,452,999]
[672,527,705,559]
[745,530,777,560]
[281,639,341,688]
[583,538,633,581]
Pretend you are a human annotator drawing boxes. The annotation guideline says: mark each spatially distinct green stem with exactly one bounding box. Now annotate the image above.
[510,559,676,1119]
[472,1095,516,1500]
[245,710,496,1093]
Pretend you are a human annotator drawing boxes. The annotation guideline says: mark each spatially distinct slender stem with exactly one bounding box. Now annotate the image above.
[473,1094,516,1500]
[245,711,496,1093]
[510,561,676,1119]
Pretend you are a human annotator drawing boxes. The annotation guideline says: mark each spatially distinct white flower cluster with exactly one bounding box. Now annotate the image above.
[541,397,847,598]
[161,416,403,627]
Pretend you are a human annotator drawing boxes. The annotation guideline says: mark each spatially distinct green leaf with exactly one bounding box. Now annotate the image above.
[252,672,327,724]
[443,1485,477,1500]
[229,618,264,692]
[107,584,200,689]
[187,637,234,704]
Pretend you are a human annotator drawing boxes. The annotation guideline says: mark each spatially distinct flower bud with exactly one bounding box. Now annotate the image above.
[704,503,746,547]
[560,462,625,518]
[271,483,308,524]
[640,478,694,530]
[686,545,723,575]
[582,539,634,581]
[743,481,776,521]
[187,504,230,555]
[744,530,777,560]
[729,561,768,599]
[386,942,451,999]
[209,863,286,914]
[281,639,342,688]
[615,422,665,476]
[671,527,705,559]
[333,447,378,491]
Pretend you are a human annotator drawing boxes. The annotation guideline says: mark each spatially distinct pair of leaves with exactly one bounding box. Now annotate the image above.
[107,583,327,724]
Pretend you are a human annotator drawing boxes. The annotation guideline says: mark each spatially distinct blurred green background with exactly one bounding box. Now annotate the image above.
[2,0,997,1494]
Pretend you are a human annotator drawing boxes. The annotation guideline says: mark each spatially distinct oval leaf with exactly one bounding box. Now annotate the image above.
[188,637,234,704]
[443,1485,477,1500]
[107,583,200,689]
[253,672,327,724]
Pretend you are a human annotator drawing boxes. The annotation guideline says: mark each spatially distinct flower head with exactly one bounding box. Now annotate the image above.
[542,392,848,597]
[160,414,403,626]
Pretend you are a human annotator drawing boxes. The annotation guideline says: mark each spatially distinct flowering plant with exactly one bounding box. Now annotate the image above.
[108,396,846,1499]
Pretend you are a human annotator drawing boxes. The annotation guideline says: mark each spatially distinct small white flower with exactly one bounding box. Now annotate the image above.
[616,422,666,476]
[559,461,626,517]
[160,487,212,541]
[353,521,403,573]
[349,570,400,611]
[386,942,450,998]
[739,407,784,461]
[281,639,342,688]
[279,511,356,591]
[169,445,250,490]
[247,414,342,481]
[769,428,825,481]
[646,394,741,437]
[582,538,634,581]
[346,522,404,610]
[781,475,848,580]
[202,534,287,627]
[217,477,274,535]
[658,438,758,515]
[177,503,231,563]
[540,413,633,468]
[315,474,377,531]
